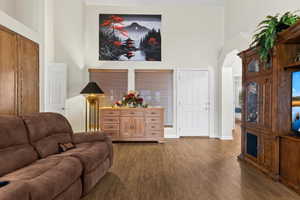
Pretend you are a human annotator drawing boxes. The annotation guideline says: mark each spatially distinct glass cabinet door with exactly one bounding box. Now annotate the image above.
[246,82,259,123]
[248,59,260,73]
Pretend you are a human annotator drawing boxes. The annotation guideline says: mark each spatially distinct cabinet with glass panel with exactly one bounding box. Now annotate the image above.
[239,47,276,176]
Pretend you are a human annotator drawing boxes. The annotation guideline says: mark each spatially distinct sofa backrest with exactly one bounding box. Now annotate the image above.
[22,113,74,158]
[0,115,38,177]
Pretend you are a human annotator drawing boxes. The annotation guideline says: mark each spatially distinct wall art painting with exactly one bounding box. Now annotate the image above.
[99,14,161,61]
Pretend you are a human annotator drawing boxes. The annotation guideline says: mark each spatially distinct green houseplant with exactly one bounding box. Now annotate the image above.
[251,11,300,63]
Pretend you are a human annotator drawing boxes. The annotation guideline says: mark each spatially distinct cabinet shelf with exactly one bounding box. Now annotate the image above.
[285,61,300,70]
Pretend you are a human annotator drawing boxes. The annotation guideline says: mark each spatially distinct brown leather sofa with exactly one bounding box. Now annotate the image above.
[0,113,113,200]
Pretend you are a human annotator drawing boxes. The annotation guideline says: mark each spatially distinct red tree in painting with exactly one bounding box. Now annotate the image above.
[100,15,129,38]
[148,37,158,45]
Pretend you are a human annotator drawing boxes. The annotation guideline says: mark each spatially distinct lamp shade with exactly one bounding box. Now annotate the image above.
[80,82,104,94]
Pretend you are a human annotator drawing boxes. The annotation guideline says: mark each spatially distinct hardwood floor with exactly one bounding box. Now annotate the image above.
[83,125,300,200]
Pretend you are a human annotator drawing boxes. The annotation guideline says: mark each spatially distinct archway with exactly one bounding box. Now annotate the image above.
[220,49,242,140]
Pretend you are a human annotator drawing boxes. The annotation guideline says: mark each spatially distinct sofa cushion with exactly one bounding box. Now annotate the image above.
[0,156,82,200]
[0,116,38,177]
[51,142,109,173]
[22,113,73,158]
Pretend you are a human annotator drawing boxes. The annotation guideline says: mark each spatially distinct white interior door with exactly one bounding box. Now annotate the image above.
[178,70,210,136]
[45,63,67,115]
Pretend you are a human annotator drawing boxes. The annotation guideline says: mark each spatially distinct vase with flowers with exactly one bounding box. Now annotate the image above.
[114,91,147,108]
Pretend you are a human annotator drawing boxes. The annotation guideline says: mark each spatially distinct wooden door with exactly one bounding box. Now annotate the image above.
[280,137,300,190]
[120,117,134,138]
[0,27,18,115]
[132,117,145,137]
[17,35,39,115]
[260,135,274,170]
[260,76,273,130]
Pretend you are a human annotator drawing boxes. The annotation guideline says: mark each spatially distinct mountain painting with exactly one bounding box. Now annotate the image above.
[99,14,161,61]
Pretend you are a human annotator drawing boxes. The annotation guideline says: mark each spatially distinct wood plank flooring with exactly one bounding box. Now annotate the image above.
[83,125,300,200]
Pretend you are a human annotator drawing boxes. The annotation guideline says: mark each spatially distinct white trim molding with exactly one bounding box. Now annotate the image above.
[219,136,234,140]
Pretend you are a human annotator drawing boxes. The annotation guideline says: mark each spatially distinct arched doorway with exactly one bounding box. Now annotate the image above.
[220,49,242,140]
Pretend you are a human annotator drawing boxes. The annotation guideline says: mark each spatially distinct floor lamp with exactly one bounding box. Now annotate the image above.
[80,82,104,132]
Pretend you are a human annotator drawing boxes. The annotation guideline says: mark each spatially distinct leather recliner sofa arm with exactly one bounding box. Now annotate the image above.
[72,132,114,167]
[0,182,30,200]
[73,132,107,144]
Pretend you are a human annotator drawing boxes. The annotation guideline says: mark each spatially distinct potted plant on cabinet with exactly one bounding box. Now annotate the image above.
[251,11,300,63]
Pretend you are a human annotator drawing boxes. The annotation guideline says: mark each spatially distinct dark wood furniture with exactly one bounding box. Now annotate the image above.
[239,20,300,193]
[0,25,39,115]
[100,107,164,142]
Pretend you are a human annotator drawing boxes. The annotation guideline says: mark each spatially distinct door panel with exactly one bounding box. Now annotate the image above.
[45,64,67,115]
[260,135,274,170]
[133,117,145,137]
[260,77,272,130]
[178,70,210,136]
[120,117,134,137]
[0,27,18,115]
[17,36,39,115]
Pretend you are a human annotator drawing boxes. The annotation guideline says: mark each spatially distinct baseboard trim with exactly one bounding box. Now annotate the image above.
[219,136,233,140]
[164,134,180,139]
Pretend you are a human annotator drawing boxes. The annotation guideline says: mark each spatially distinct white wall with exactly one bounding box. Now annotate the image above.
[85,5,224,68]
[0,0,16,18]
[224,0,300,55]
[53,0,86,132]
[0,0,39,32]
[45,0,55,62]
[221,67,233,140]
[15,0,39,31]
[53,2,224,134]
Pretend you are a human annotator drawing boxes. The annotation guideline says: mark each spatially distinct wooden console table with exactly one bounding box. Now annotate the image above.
[99,107,164,142]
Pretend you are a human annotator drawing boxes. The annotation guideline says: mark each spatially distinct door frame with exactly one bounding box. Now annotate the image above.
[176,67,215,138]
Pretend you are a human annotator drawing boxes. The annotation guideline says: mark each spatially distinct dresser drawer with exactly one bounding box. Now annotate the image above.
[102,124,119,131]
[146,117,161,124]
[146,123,162,131]
[103,117,119,124]
[121,110,144,117]
[146,130,162,138]
[102,110,120,117]
[145,109,162,117]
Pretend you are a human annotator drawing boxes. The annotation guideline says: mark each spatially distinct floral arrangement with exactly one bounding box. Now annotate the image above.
[115,91,147,108]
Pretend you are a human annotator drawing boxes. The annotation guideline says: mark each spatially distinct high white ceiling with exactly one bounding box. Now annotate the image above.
[84,0,224,6]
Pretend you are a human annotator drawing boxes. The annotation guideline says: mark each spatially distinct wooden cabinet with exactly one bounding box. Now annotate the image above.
[239,20,300,194]
[280,136,300,191]
[239,47,277,177]
[100,108,164,142]
[0,25,39,115]
[17,36,39,115]
[0,26,18,115]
